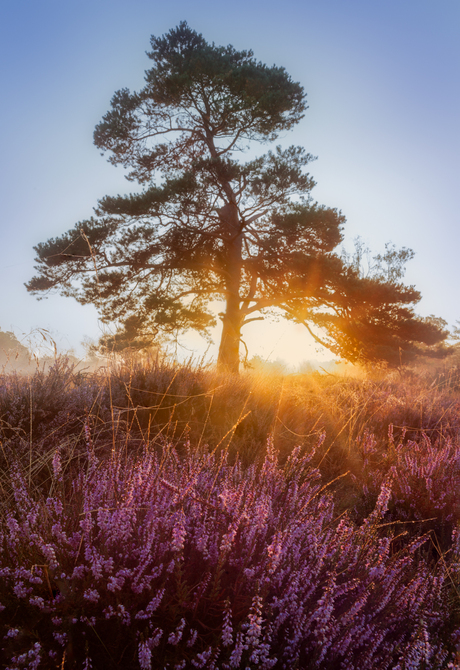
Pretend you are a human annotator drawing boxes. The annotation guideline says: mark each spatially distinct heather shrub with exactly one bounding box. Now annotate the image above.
[0,437,453,669]
[354,427,460,550]
[0,357,103,454]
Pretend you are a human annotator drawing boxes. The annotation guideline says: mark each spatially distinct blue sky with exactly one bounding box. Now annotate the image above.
[0,0,459,365]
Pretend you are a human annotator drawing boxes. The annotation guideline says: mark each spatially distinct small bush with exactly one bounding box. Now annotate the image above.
[0,438,453,669]
[354,427,460,550]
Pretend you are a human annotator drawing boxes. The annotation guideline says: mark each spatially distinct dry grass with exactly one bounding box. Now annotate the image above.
[1,353,460,518]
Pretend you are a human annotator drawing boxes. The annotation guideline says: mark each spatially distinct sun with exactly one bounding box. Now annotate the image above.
[172,302,337,371]
[241,319,335,371]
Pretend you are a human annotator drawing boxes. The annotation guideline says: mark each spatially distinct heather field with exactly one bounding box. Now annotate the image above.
[2,356,460,669]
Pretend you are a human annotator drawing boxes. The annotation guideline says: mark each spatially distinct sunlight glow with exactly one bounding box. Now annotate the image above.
[175,309,336,372]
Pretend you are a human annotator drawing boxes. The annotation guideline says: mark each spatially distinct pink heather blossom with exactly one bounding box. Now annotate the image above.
[83,588,100,603]
[171,510,187,552]
[187,628,198,648]
[222,601,233,647]
[138,640,151,670]
[228,632,246,668]
[191,645,213,667]
[168,618,186,645]
[52,449,62,481]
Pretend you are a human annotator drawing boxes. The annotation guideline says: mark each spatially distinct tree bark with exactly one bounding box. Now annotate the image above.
[217,289,242,374]
[217,203,243,374]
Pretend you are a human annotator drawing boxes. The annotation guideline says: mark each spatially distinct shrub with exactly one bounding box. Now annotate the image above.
[0,437,453,669]
[354,427,460,550]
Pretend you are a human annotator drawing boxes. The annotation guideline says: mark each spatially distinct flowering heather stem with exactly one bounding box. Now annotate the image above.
[0,437,456,668]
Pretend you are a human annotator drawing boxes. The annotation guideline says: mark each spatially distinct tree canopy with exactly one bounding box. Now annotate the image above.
[27,22,448,372]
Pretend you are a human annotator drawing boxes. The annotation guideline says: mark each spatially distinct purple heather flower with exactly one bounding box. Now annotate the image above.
[191,645,214,667]
[168,618,186,645]
[52,449,62,481]
[246,594,263,650]
[13,581,29,599]
[138,640,151,670]
[29,595,45,609]
[71,564,86,579]
[83,588,100,603]
[222,601,233,647]
[52,631,68,646]
[149,628,163,648]
[171,510,187,552]
[228,632,246,668]
[187,628,198,648]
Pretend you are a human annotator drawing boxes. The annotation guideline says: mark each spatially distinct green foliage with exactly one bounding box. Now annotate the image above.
[27,22,448,371]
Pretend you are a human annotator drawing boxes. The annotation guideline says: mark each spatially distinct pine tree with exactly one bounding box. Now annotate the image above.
[27,22,448,372]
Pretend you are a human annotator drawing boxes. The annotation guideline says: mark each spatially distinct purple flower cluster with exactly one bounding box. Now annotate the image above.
[356,427,460,547]
[0,437,456,668]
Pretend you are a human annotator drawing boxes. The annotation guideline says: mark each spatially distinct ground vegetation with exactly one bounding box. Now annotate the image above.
[2,357,460,667]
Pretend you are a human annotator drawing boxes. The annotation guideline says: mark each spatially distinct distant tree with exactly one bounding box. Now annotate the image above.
[26,22,448,372]
[0,330,30,365]
[452,321,460,341]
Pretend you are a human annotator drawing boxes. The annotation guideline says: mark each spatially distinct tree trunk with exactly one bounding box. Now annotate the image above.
[217,290,242,374]
[217,203,243,374]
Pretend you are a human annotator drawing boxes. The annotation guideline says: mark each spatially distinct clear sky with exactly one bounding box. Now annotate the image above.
[0,0,459,366]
